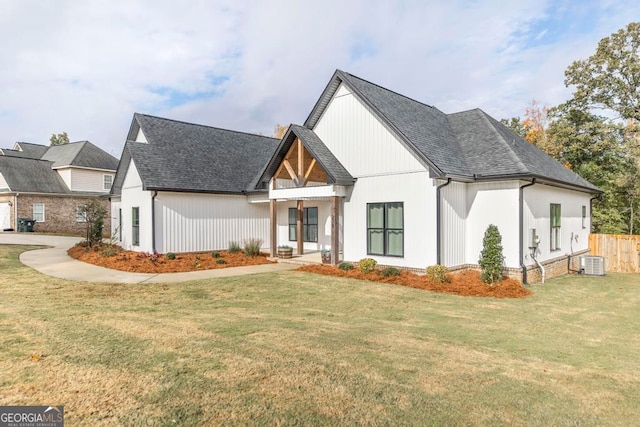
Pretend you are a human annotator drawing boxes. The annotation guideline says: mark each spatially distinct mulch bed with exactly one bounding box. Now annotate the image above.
[68,244,274,273]
[297,264,532,298]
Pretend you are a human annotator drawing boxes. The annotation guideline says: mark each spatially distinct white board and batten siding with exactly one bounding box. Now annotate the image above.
[110,197,121,242]
[155,192,270,253]
[439,181,467,267]
[119,160,153,252]
[522,184,591,265]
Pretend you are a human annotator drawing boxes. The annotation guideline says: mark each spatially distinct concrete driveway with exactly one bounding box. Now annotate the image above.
[0,233,296,283]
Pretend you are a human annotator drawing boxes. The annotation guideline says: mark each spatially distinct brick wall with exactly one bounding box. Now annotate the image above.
[16,194,111,236]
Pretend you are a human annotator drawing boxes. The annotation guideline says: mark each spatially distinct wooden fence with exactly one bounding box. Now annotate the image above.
[589,234,640,273]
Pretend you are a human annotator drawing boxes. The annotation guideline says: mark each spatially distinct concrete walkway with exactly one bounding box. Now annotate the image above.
[0,233,297,284]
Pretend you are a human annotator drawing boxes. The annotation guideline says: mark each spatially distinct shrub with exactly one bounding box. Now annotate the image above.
[78,200,107,247]
[166,252,176,260]
[100,246,118,258]
[426,264,449,283]
[338,262,354,271]
[243,238,263,257]
[211,251,220,258]
[216,258,227,265]
[478,224,505,284]
[358,258,377,273]
[381,267,401,277]
[228,241,241,254]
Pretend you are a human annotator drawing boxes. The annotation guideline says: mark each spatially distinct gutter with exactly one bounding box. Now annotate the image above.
[151,191,158,253]
[436,178,452,265]
[519,179,536,284]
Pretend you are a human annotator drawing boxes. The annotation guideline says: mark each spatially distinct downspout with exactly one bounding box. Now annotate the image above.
[436,178,452,265]
[151,191,158,253]
[519,179,536,284]
[14,193,18,231]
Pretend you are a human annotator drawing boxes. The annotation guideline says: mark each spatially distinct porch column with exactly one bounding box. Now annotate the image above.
[331,196,340,265]
[270,199,277,258]
[297,200,304,255]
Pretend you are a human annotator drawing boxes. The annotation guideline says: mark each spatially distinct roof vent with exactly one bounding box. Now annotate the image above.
[580,256,605,276]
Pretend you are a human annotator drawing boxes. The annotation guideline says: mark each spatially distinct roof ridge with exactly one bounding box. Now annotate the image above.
[341,70,440,111]
[476,109,528,173]
[135,113,279,141]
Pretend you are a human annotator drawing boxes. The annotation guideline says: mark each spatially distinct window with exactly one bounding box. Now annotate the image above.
[288,207,318,242]
[103,174,113,190]
[550,203,561,251]
[76,205,86,222]
[33,203,45,222]
[582,205,587,229]
[132,207,140,246]
[367,202,404,257]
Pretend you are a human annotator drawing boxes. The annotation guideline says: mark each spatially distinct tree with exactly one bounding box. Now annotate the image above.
[79,200,107,246]
[273,123,288,139]
[564,22,640,122]
[478,224,504,284]
[50,132,69,146]
[500,117,526,138]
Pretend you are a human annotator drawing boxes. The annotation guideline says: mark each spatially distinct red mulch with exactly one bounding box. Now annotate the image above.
[67,245,274,273]
[296,265,532,298]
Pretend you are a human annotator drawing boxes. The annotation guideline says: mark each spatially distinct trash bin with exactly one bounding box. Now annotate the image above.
[24,219,35,232]
[17,218,26,232]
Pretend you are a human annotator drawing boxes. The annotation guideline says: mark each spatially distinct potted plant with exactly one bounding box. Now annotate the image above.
[321,249,331,264]
[277,245,293,259]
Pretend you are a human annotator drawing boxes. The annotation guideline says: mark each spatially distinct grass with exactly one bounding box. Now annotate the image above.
[1,244,640,425]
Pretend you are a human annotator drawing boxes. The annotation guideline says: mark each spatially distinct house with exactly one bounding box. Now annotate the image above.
[109,114,279,253]
[112,70,600,283]
[0,141,119,234]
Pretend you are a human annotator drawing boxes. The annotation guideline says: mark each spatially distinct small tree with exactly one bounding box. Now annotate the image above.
[50,132,70,146]
[79,200,107,246]
[478,224,504,284]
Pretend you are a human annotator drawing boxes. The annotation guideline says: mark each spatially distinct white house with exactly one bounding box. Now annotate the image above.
[112,70,600,283]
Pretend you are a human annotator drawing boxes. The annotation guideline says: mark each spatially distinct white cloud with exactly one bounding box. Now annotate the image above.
[0,0,638,156]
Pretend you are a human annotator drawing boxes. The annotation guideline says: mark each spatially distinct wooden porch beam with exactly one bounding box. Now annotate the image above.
[302,158,317,187]
[283,160,299,185]
[297,139,304,178]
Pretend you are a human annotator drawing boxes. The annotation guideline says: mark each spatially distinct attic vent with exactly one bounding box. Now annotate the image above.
[580,256,605,276]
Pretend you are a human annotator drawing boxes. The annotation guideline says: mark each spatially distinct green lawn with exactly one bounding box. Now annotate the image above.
[1,244,639,426]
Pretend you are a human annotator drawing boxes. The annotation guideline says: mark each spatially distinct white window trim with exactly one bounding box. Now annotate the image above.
[103,174,113,190]
[76,205,86,222]
[33,203,45,222]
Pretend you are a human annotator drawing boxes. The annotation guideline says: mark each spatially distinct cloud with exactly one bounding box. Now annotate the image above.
[0,0,638,156]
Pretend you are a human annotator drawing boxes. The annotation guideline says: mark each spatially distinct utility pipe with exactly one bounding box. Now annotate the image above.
[436,178,452,265]
[151,191,158,253]
[519,179,536,284]
[531,251,545,283]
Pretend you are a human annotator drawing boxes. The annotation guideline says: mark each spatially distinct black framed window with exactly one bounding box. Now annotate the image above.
[288,207,318,242]
[550,203,561,251]
[367,202,403,257]
[132,207,140,246]
[582,205,587,229]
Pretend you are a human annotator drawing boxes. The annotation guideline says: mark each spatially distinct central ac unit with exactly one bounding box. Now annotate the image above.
[580,256,605,276]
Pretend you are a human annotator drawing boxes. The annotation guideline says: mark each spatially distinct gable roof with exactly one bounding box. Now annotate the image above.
[0,156,70,194]
[303,70,599,193]
[113,113,279,194]
[256,124,354,187]
[41,141,119,170]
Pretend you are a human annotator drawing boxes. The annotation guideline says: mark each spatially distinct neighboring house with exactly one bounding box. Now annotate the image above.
[109,114,279,253]
[112,70,600,283]
[0,141,118,234]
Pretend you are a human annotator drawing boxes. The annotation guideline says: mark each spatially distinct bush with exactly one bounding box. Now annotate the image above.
[478,224,505,284]
[216,258,227,265]
[211,251,220,258]
[381,267,401,277]
[426,264,449,283]
[338,262,354,271]
[166,252,176,260]
[243,238,263,257]
[358,258,377,274]
[228,241,241,254]
[100,246,118,258]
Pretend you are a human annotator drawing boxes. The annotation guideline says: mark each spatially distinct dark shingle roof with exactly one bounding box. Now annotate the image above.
[41,141,119,170]
[304,70,599,193]
[256,125,354,187]
[120,114,279,193]
[14,142,48,159]
[0,157,69,194]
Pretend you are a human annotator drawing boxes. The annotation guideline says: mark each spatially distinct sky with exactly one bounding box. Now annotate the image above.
[0,0,638,157]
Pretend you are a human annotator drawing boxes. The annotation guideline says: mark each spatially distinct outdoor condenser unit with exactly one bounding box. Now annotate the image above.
[580,256,605,276]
